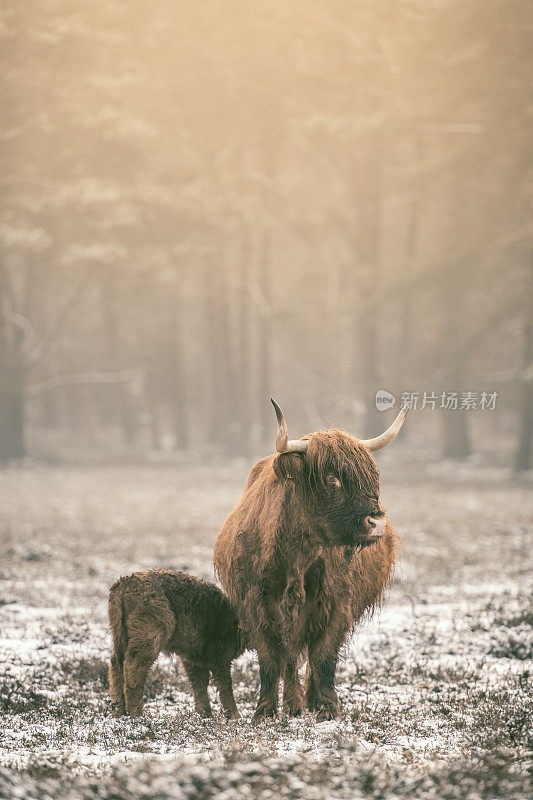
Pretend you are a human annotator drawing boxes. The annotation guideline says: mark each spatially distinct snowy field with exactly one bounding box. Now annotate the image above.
[0,462,531,799]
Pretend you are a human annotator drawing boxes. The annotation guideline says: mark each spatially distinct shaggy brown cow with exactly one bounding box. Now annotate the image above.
[108,570,243,718]
[214,399,408,721]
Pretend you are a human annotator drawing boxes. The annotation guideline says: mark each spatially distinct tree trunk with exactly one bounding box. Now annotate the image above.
[238,224,253,457]
[440,354,472,460]
[0,345,26,462]
[205,253,234,452]
[399,132,425,390]
[514,360,533,472]
[514,262,533,472]
[439,163,472,461]
[169,270,188,451]
[442,407,472,460]
[353,133,383,438]
[256,227,272,449]
[0,264,26,462]
[100,268,135,445]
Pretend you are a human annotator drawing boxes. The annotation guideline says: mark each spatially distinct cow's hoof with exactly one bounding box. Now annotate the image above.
[225,709,240,720]
[316,704,340,722]
[283,699,303,717]
[252,704,277,723]
[305,695,317,713]
[110,704,126,718]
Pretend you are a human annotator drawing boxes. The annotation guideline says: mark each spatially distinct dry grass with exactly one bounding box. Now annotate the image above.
[0,461,531,798]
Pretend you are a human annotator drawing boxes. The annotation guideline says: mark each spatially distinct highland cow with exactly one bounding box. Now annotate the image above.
[108,570,243,718]
[214,399,408,721]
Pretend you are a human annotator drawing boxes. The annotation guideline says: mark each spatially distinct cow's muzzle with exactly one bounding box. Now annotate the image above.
[364,516,386,540]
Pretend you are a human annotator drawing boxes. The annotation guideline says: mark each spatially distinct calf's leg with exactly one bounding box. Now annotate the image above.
[121,600,174,717]
[123,641,158,717]
[181,658,212,717]
[109,653,126,716]
[211,661,239,719]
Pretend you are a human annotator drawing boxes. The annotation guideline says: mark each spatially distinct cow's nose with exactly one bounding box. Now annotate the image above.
[365,516,386,538]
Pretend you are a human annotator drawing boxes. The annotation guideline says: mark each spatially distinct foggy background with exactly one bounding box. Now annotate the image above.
[1,0,532,469]
[1,4,532,790]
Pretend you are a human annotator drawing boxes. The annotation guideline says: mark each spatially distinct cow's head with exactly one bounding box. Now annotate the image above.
[271,398,408,549]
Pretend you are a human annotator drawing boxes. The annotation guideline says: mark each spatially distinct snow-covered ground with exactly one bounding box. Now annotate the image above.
[0,463,531,798]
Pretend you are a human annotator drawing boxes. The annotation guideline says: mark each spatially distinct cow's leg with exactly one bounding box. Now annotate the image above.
[254,648,281,722]
[311,653,339,721]
[181,658,212,717]
[283,659,303,716]
[211,661,239,719]
[241,587,282,721]
[304,662,317,712]
[306,636,342,721]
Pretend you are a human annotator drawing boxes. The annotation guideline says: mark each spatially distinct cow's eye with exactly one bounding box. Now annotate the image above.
[326,474,341,488]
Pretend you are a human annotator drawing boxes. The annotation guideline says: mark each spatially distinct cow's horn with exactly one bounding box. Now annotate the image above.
[271,398,309,454]
[359,405,409,452]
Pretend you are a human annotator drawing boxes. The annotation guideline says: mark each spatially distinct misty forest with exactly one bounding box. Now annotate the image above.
[1,0,532,468]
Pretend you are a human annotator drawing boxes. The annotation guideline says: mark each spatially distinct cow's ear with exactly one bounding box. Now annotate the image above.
[273,452,307,484]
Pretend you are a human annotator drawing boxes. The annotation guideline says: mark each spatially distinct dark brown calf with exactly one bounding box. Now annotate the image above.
[108,569,243,718]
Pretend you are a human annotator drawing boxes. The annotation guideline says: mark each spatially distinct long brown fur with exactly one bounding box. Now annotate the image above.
[214,429,399,721]
[108,569,243,718]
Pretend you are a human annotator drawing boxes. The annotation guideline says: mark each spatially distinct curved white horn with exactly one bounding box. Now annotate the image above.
[271,398,309,454]
[359,405,409,452]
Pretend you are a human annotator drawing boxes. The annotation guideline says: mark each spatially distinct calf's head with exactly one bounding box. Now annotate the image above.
[271,399,408,549]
